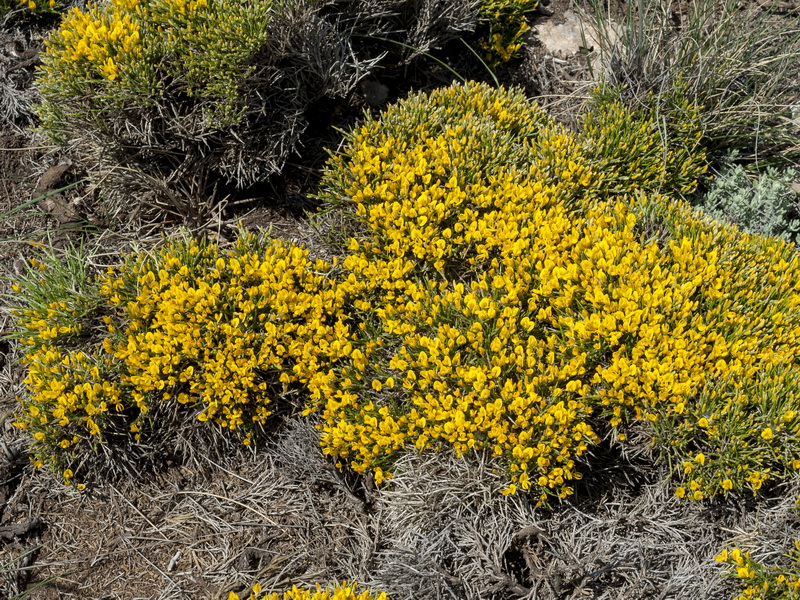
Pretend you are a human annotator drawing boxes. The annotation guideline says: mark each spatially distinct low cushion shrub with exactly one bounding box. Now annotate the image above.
[581,83,707,198]
[11,232,351,482]
[35,0,365,219]
[12,81,800,508]
[313,80,800,504]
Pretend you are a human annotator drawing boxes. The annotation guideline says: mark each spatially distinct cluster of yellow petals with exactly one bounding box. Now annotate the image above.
[43,2,142,81]
[16,345,122,449]
[18,0,58,11]
[227,583,388,600]
[717,543,800,599]
[477,0,538,64]
[98,235,350,441]
[312,81,800,503]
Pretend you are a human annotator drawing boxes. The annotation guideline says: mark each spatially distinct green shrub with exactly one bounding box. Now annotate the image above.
[313,80,800,504]
[35,0,365,220]
[697,161,800,245]
[586,0,800,168]
[581,83,708,197]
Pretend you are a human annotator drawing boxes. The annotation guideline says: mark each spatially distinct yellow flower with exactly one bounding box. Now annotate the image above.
[761,428,774,441]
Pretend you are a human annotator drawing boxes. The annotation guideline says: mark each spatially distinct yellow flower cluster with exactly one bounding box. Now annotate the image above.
[716,544,800,600]
[10,254,128,481]
[625,193,800,500]
[41,1,143,82]
[313,83,609,501]
[37,0,273,130]
[98,235,349,442]
[16,0,58,11]
[227,582,388,600]
[13,233,351,479]
[477,0,538,64]
[314,80,800,503]
[16,345,123,466]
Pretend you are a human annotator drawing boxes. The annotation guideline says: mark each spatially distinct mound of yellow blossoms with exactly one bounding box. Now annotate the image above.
[312,81,800,504]
[12,81,800,506]
[227,583,387,600]
[13,234,351,479]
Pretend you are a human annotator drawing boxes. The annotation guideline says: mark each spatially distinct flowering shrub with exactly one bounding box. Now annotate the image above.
[12,233,351,482]
[313,80,800,503]
[12,81,800,506]
[227,583,388,600]
[37,0,269,128]
[35,0,364,218]
[477,0,538,64]
[622,193,800,500]
[716,545,800,599]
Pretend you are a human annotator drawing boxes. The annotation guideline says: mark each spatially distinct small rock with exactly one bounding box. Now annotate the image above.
[360,80,390,107]
[36,161,72,195]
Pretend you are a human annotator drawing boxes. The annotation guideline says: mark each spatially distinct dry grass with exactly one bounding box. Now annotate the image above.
[1,418,375,599]
[3,407,800,599]
[582,0,800,167]
[368,448,739,600]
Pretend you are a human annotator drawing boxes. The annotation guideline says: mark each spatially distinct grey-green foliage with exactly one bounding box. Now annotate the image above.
[697,162,800,246]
